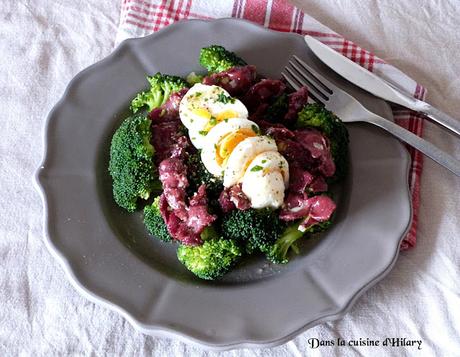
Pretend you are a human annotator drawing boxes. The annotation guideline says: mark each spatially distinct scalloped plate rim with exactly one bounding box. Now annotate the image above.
[34,18,413,350]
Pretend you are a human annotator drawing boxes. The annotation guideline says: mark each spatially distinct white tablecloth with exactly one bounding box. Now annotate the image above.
[1,0,459,355]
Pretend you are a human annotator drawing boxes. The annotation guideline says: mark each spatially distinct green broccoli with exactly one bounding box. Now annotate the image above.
[109,113,160,212]
[263,220,332,264]
[186,151,223,198]
[200,225,220,241]
[186,72,204,85]
[177,237,242,280]
[199,45,247,73]
[265,93,289,122]
[131,73,189,113]
[220,208,332,263]
[220,208,286,251]
[296,103,349,182]
[143,196,171,242]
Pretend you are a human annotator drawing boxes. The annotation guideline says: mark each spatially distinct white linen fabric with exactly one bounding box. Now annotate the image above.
[0,0,459,356]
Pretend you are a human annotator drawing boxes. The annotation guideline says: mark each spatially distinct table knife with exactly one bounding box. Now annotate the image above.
[304,35,460,136]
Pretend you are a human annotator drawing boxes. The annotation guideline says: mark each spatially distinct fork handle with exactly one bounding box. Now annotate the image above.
[369,115,460,176]
[421,104,460,137]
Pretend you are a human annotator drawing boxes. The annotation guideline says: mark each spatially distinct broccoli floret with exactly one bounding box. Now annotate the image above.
[186,151,223,197]
[186,72,204,85]
[220,208,285,251]
[131,73,188,113]
[265,93,289,122]
[263,220,333,264]
[262,222,303,264]
[199,45,247,73]
[296,103,349,182]
[143,196,171,242]
[177,238,242,280]
[200,225,220,241]
[109,114,160,212]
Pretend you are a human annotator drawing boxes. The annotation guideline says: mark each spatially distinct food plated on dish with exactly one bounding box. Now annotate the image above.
[108,45,349,280]
[36,18,413,348]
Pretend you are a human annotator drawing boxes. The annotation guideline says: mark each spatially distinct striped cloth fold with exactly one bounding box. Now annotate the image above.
[116,0,426,250]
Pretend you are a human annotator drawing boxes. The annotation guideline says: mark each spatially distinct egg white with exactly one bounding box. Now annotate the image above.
[223,136,278,188]
[240,151,289,209]
[201,119,259,177]
[179,84,248,149]
[242,170,285,209]
[244,151,290,185]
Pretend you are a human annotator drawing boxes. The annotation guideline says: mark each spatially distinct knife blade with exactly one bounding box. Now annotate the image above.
[304,35,460,137]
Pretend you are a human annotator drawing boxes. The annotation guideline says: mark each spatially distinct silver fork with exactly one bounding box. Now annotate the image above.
[282,55,460,177]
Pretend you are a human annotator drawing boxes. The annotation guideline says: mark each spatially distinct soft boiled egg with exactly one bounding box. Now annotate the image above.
[179,84,248,148]
[241,151,290,209]
[223,136,278,187]
[201,119,259,177]
[181,84,291,210]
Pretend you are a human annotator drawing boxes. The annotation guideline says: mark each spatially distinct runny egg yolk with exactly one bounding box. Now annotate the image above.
[204,110,239,131]
[216,110,239,122]
[191,107,212,121]
[216,128,257,166]
[190,108,242,134]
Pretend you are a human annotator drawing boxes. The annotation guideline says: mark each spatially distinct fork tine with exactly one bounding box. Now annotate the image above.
[282,71,323,104]
[281,71,300,90]
[293,55,337,93]
[288,60,331,99]
[284,65,328,102]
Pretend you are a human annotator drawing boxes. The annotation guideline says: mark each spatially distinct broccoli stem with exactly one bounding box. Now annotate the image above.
[275,222,303,259]
[262,221,305,264]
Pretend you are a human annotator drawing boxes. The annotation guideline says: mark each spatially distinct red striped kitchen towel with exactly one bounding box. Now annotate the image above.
[116,0,425,250]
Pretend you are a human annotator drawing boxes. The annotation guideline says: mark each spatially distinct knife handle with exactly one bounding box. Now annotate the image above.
[420,104,460,137]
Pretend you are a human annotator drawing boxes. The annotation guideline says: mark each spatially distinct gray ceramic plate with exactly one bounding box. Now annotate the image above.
[35,19,412,350]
